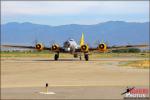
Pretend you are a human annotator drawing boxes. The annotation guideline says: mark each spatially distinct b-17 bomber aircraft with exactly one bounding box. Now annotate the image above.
[2,33,148,61]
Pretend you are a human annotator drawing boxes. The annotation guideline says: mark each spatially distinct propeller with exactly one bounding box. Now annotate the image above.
[32,35,39,46]
[48,40,56,46]
[94,39,109,45]
[94,40,101,46]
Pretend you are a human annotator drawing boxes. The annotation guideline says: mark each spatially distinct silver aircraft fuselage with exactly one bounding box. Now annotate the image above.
[63,39,80,53]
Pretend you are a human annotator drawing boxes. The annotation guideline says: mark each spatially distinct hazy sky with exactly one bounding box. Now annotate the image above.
[1,1,149,26]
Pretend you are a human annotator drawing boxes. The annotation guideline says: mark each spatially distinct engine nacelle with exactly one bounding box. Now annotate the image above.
[98,43,107,52]
[81,44,89,52]
[35,43,44,51]
[51,44,60,52]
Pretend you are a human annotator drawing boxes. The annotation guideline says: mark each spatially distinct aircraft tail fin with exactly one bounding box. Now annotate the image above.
[80,32,84,46]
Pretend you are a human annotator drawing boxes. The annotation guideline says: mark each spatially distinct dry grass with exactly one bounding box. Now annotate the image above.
[120,60,150,69]
[1,51,149,58]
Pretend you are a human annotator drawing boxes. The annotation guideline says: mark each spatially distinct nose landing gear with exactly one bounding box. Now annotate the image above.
[79,55,82,60]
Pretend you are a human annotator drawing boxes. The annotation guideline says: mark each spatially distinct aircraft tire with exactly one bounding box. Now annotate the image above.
[54,54,59,61]
[84,54,89,61]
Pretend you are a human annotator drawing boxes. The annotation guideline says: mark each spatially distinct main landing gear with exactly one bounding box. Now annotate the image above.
[54,52,89,61]
[79,53,89,61]
[54,52,59,61]
[84,53,89,61]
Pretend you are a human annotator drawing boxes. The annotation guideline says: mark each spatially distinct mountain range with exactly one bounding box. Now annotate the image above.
[1,21,149,47]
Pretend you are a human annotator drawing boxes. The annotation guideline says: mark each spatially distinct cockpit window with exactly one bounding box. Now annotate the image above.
[69,39,74,41]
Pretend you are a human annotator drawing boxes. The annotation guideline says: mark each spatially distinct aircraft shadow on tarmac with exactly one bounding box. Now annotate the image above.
[32,59,100,62]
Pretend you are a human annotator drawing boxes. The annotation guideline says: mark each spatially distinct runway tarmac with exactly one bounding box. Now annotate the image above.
[1,57,149,99]
[2,86,149,99]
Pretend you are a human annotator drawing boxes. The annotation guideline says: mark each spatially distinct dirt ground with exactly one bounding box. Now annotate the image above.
[1,57,149,99]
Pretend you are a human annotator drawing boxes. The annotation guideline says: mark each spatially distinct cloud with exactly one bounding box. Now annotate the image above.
[1,1,149,25]
[1,1,99,16]
[2,1,149,16]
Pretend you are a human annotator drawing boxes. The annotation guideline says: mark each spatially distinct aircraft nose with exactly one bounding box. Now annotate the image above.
[64,41,70,47]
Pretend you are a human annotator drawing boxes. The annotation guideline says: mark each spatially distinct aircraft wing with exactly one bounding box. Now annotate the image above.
[105,44,147,50]
[2,45,35,49]
[75,44,148,52]
[107,44,148,50]
[1,44,64,51]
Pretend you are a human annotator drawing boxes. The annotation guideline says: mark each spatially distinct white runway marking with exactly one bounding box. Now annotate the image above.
[39,91,55,94]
